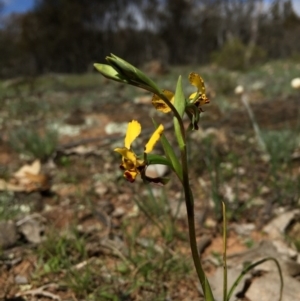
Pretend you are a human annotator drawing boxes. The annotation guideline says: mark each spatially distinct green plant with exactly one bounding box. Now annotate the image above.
[94,54,283,301]
[120,216,192,300]
[262,129,298,165]
[211,72,236,95]
[0,192,21,220]
[36,228,87,275]
[9,127,58,161]
[65,266,96,299]
[212,38,266,71]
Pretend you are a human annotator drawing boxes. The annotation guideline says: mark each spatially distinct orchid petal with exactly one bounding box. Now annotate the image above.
[124,120,141,149]
[152,90,174,113]
[145,124,164,153]
[114,147,137,165]
[189,72,206,94]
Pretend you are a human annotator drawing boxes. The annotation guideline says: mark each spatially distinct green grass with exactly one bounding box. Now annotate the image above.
[36,228,87,274]
[0,192,23,220]
[31,199,192,300]
[8,127,58,161]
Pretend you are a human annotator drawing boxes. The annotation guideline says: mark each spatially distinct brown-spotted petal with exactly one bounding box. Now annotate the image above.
[189,72,206,94]
[152,90,174,113]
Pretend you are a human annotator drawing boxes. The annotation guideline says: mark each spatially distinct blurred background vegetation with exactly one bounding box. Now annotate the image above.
[0,0,300,77]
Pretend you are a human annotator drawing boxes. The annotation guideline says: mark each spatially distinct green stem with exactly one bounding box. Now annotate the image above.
[181,146,214,301]
[222,202,227,301]
[157,92,185,137]
[159,89,214,300]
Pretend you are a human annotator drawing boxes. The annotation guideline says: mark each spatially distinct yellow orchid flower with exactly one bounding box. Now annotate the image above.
[114,120,164,182]
[188,72,210,110]
[151,73,209,113]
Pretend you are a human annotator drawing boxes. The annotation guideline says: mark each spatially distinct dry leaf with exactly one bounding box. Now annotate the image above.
[0,160,50,192]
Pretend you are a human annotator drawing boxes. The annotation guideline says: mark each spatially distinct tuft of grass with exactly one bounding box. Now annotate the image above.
[262,129,298,164]
[134,186,184,242]
[120,217,191,300]
[9,127,58,161]
[35,228,87,275]
[0,192,22,220]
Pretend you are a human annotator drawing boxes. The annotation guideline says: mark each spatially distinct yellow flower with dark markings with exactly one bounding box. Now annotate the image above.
[151,72,209,113]
[188,72,210,110]
[114,120,164,182]
[152,90,175,113]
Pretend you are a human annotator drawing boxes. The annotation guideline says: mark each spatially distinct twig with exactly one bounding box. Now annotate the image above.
[16,283,61,301]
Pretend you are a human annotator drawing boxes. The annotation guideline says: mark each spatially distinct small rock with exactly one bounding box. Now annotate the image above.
[19,205,31,213]
[112,207,125,218]
[291,77,300,89]
[272,240,298,260]
[232,223,255,236]
[260,186,270,195]
[234,85,244,95]
[133,95,152,104]
[251,197,265,206]
[15,275,28,285]
[223,184,235,203]
[205,218,217,228]
[105,122,127,135]
[263,209,300,239]
[126,204,139,218]
[145,164,168,178]
[206,267,247,301]
[236,167,246,175]
[94,181,108,196]
[246,271,300,301]
[77,221,103,234]
[50,122,81,136]
[16,214,46,244]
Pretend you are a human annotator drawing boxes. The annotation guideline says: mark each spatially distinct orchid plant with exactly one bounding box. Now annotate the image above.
[94,54,283,301]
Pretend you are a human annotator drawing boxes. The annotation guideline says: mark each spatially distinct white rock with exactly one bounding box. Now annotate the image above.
[126,204,139,218]
[263,209,300,239]
[145,164,168,178]
[223,184,235,203]
[291,77,300,89]
[272,240,298,259]
[94,181,108,196]
[112,207,125,218]
[133,95,152,104]
[105,122,128,135]
[234,85,244,95]
[15,275,28,285]
[233,223,255,236]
